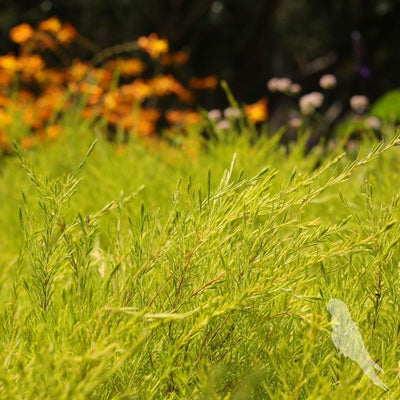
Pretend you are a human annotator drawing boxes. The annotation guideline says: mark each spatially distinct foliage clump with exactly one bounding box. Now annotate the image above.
[0,125,399,398]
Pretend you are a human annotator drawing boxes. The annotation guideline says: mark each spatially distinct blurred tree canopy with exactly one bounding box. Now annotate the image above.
[0,0,399,108]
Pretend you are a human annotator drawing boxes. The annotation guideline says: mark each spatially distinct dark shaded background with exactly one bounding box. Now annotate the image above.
[1,0,399,111]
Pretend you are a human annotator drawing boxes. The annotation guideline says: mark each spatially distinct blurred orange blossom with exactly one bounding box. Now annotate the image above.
[189,75,218,90]
[9,23,34,44]
[38,17,62,34]
[245,97,268,124]
[138,33,169,58]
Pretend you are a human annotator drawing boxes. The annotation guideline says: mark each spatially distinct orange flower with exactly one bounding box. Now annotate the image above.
[139,108,161,123]
[160,53,173,66]
[78,82,103,105]
[175,87,194,104]
[47,124,62,141]
[0,54,20,74]
[17,90,33,102]
[37,105,52,122]
[160,51,189,66]
[120,113,134,130]
[118,108,159,136]
[9,23,34,44]
[21,135,36,149]
[57,22,77,43]
[0,95,9,107]
[88,87,103,106]
[36,129,47,143]
[189,75,218,90]
[150,74,183,97]
[138,33,169,58]
[0,109,13,127]
[112,103,131,116]
[165,110,182,125]
[82,107,97,120]
[107,112,119,125]
[19,54,45,79]
[68,81,79,94]
[35,69,65,86]
[103,91,119,110]
[90,68,113,87]
[123,80,152,101]
[69,60,90,81]
[245,97,269,124]
[23,105,42,129]
[184,111,202,125]
[33,87,65,123]
[165,109,201,125]
[38,17,62,34]
[136,119,156,136]
[172,51,189,64]
[118,58,146,76]
[0,70,12,86]
[0,129,9,148]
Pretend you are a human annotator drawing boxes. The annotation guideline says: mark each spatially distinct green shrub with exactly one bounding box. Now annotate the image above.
[0,124,400,398]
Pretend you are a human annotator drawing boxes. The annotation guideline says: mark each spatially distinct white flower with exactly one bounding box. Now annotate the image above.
[267,77,292,93]
[223,107,241,119]
[350,95,369,112]
[299,92,324,114]
[208,109,222,121]
[216,119,230,130]
[289,83,301,95]
[365,116,381,130]
[319,74,337,90]
[288,117,302,128]
[267,78,279,92]
[275,78,292,92]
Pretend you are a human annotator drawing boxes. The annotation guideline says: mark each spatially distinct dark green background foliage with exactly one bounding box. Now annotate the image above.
[1,0,399,107]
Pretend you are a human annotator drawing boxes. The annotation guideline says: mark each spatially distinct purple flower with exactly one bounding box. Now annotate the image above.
[360,66,370,78]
